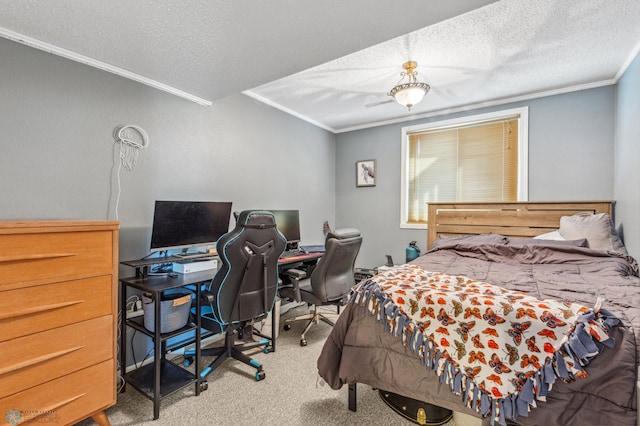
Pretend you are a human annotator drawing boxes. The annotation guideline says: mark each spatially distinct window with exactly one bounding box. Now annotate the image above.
[401,107,528,228]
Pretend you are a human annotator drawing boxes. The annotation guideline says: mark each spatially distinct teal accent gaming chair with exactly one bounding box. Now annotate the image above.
[185,210,286,384]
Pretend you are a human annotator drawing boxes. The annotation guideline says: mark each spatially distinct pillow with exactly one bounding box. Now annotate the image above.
[533,230,565,241]
[507,236,588,247]
[430,233,508,249]
[558,213,627,254]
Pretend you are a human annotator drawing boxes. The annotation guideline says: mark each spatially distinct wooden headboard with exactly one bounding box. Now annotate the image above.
[426,201,614,249]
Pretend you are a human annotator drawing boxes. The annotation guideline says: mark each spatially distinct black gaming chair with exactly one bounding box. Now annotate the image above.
[280,228,362,346]
[187,210,286,384]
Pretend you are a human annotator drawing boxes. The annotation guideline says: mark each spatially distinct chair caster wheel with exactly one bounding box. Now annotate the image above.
[183,357,194,367]
[255,371,266,381]
[300,338,307,346]
[199,381,209,391]
[284,324,291,331]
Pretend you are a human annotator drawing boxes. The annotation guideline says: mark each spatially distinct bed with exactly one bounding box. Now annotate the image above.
[317,201,640,426]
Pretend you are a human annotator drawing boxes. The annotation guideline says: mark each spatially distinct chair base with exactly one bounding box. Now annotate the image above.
[284,305,340,346]
[185,326,270,383]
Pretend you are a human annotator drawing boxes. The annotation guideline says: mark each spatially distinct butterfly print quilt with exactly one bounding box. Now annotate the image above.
[350,264,619,425]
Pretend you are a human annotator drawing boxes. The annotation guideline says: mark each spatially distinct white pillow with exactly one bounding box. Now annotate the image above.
[558,213,627,254]
[533,230,565,241]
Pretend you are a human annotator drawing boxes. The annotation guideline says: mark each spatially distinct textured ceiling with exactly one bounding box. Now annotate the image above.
[0,0,494,101]
[1,0,639,133]
[248,0,640,132]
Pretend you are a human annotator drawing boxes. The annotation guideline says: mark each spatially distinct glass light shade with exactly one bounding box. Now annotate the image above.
[390,82,430,110]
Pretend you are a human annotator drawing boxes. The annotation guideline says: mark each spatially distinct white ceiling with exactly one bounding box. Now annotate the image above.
[1,1,639,133]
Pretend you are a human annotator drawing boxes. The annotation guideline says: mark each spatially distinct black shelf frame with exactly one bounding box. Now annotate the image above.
[120,266,216,420]
[125,360,197,401]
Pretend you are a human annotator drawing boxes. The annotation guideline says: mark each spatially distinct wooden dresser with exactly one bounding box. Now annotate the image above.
[0,220,118,426]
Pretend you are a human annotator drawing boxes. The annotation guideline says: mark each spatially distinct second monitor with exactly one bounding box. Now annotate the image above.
[269,209,301,252]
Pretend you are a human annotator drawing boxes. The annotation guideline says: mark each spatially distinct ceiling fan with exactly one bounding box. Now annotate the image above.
[366,61,430,109]
[364,99,394,108]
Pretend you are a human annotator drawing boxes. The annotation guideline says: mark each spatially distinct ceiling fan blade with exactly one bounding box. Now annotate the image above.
[365,99,394,108]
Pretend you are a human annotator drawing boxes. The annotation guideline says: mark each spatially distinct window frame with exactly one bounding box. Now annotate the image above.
[400,107,529,229]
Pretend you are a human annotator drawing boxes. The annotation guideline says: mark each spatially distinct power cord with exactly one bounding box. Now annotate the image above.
[117,295,144,392]
[151,263,173,273]
[125,295,141,312]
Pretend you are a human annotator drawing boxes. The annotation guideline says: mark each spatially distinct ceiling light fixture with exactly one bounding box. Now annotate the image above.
[388,61,430,110]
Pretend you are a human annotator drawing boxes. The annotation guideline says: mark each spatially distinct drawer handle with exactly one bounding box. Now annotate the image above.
[0,253,76,263]
[0,346,83,376]
[0,300,83,321]
[18,394,85,423]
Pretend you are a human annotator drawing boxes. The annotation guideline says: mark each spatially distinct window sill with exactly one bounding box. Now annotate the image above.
[400,222,427,230]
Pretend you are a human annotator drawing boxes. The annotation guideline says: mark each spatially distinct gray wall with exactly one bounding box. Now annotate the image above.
[336,86,616,268]
[0,37,336,260]
[2,33,636,362]
[614,52,640,261]
[0,37,336,367]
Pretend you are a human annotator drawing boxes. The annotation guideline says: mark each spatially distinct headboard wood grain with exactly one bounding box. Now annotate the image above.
[426,201,614,249]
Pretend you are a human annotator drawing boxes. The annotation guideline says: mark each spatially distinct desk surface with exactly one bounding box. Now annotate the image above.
[120,270,216,293]
[278,251,323,266]
[121,254,216,269]
[120,252,322,289]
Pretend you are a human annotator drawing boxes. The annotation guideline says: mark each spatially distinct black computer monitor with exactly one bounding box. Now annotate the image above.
[149,200,233,253]
[269,210,301,249]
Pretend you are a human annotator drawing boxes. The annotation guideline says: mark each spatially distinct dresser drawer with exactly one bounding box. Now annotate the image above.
[0,359,115,426]
[0,230,114,288]
[0,315,113,399]
[0,276,112,342]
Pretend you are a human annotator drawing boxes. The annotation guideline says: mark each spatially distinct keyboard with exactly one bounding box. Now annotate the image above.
[172,252,214,260]
[280,249,306,258]
[299,245,325,253]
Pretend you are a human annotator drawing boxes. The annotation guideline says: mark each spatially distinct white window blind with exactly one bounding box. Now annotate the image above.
[405,116,520,225]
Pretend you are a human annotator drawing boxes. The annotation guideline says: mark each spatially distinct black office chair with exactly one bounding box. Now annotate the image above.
[187,210,286,384]
[280,228,362,346]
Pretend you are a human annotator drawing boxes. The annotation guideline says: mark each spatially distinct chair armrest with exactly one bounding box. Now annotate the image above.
[283,268,307,280]
[201,290,216,304]
[281,268,307,302]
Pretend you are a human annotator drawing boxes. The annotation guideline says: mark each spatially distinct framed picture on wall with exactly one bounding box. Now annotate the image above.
[356,159,376,187]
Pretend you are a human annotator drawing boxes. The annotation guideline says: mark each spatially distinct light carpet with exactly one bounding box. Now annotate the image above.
[76,305,457,426]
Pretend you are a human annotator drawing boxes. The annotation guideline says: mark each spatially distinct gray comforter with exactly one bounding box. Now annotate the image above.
[318,239,640,425]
